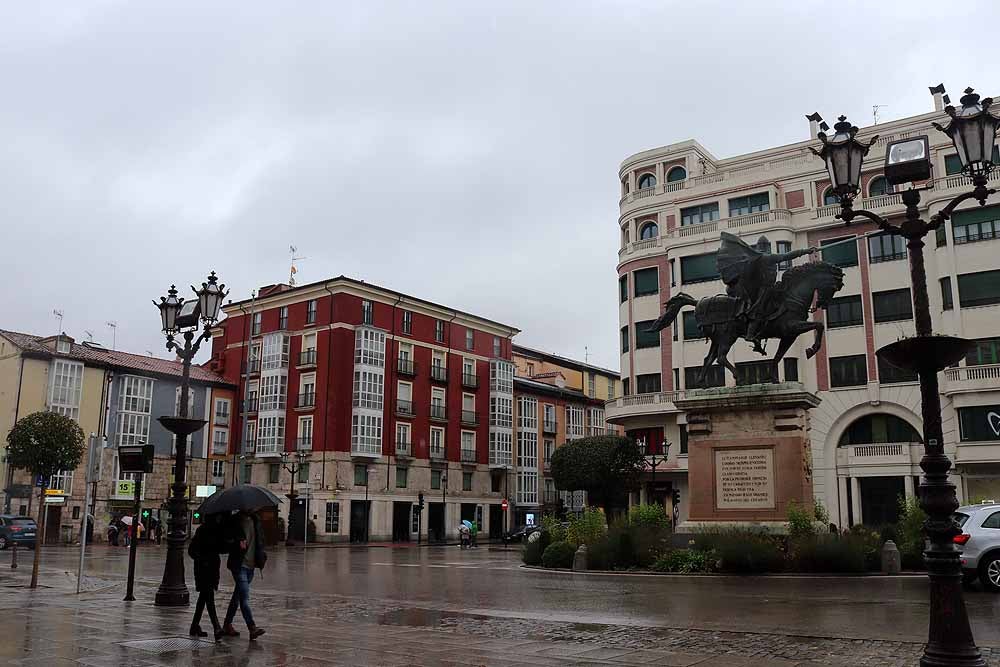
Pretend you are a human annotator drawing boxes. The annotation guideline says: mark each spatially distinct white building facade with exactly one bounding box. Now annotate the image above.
[609,91,1000,528]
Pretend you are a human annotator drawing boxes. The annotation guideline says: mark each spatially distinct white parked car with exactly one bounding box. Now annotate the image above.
[954,502,1000,591]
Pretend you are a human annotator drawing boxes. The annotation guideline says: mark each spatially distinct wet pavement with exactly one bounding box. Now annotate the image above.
[1,543,1000,665]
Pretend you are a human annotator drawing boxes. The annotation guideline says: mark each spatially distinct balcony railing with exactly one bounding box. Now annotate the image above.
[211,475,225,487]
[462,373,479,389]
[461,448,477,463]
[543,490,558,504]
[850,443,905,457]
[945,363,1000,382]
[242,398,259,414]
[542,419,557,434]
[395,439,411,457]
[618,210,793,259]
[430,404,447,421]
[461,410,478,425]
[430,365,448,382]
[296,392,316,409]
[396,399,414,417]
[214,412,230,427]
[295,437,313,451]
[298,349,317,367]
[397,358,416,376]
[212,441,229,455]
[429,447,445,460]
[242,359,261,375]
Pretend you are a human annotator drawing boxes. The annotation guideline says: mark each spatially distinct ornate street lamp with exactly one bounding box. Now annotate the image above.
[637,437,671,505]
[281,449,309,546]
[812,86,997,667]
[152,272,228,607]
[813,115,878,202]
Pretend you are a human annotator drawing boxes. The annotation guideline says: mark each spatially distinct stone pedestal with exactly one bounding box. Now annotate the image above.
[675,383,819,532]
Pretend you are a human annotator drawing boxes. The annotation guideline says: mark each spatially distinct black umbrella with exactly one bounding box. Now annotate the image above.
[197,484,282,516]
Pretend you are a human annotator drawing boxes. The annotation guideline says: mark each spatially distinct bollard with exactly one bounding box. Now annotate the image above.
[10,542,17,569]
[572,544,588,571]
[881,540,901,575]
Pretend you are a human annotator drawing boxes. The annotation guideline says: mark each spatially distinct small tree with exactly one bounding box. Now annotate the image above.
[549,435,644,519]
[6,411,86,588]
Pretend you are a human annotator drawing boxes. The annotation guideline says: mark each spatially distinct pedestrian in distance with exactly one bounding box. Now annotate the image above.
[155,520,163,545]
[221,510,267,640]
[107,521,119,547]
[123,516,133,547]
[470,520,478,549]
[458,523,470,549]
[188,515,227,641]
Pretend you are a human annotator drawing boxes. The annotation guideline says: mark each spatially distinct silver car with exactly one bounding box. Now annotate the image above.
[955,502,1000,591]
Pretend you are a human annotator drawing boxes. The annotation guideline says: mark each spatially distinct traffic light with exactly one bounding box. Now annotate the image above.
[418,492,424,510]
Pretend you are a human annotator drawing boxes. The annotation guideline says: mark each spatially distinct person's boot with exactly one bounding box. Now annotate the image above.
[213,625,224,642]
[189,625,207,637]
[248,624,266,640]
[221,624,240,637]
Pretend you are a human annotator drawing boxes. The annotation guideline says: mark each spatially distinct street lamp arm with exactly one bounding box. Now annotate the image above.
[930,185,999,228]
[837,205,898,235]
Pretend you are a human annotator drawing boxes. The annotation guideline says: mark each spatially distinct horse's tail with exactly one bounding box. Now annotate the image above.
[647,293,697,333]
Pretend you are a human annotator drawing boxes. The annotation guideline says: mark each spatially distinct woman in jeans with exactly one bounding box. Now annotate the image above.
[188,516,226,641]
[221,510,266,640]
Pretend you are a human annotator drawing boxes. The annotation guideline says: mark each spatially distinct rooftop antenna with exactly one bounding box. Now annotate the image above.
[873,104,887,125]
[53,309,64,336]
[106,321,117,350]
[585,346,589,364]
[145,350,154,357]
[83,330,94,343]
[289,245,306,286]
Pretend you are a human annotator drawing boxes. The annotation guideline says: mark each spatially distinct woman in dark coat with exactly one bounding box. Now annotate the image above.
[188,515,226,640]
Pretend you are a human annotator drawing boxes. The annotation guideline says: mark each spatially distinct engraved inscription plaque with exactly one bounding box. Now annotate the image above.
[715,448,775,510]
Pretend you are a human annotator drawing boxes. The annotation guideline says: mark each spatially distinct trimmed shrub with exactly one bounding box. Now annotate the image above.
[787,501,816,540]
[792,534,868,573]
[566,508,606,547]
[896,496,927,570]
[651,549,715,573]
[628,503,671,529]
[693,528,784,574]
[813,501,831,525]
[847,524,883,571]
[522,528,552,566]
[542,541,576,569]
[541,514,566,544]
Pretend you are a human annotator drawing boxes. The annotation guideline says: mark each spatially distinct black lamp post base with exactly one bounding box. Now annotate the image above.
[154,588,190,607]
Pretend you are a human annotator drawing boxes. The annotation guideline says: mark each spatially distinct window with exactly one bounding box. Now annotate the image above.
[401,310,412,334]
[783,358,798,382]
[839,413,921,446]
[298,462,309,485]
[212,429,228,454]
[259,373,288,411]
[278,306,288,330]
[638,173,656,190]
[212,460,225,479]
[465,328,474,351]
[868,176,892,197]
[620,326,630,353]
[681,252,720,284]
[241,462,252,485]
[544,439,555,464]
[728,192,769,217]
[736,360,775,385]
[244,420,256,455]
[635,373,661,394]
[639,222,658,239]
[350,413,382,455]
[325,502,340,533]
[490,360,514,393]
[461,430,475,459]
[868,233,907,263]
[462,357,475,381]
[634,320,660,349]
[565,406,584,439]
[684,365,725,388]
[958,270,1000,308]
[299,373,316,402]
[666,166,686,182]
[669,259,676,287]
[298,416,313,450]
[959,405,1000,442]
[268,464,280,484]
[619,275,628,303]
[435,320,445,342]
[116,375,153,446]
[607,379,615,401]
[352,370,384,410]
[214,398,231,425]
[775,241,792,271]
[362,300,373,325]
[822,187,839,206]
[256,415,285,455]
[430,427,445,457]
[826,295,863,328]
[431,470,442,490]
[821,237,858,267]
[493,337,501,358]
[872,288,913,323]
[941,277,954,310]
[830,355,868,388]
[588,373,596,397]
[396,421,411,447]
[56,338,71,354]
[682,311,700,340]
[431,387,446,419]
[396,466,407,489]
[306,299,317,324]
[50,360,84,421]
[878,357,918,384]
[966,338,1000,366]
[261,332,290,370]
[982,512,1000,529]
[354,328,386,367]
[622,378,630,396]
[633,267,658,297]
[952,206,1000,245]
[945,153,963,175]
[49,470,73,494]
[354,464,369,486]
[463,472,473,491]
[252,313,262,336]
[680,202,720,227]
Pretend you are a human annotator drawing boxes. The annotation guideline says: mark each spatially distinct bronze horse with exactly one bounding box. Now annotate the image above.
[649,261,844,387]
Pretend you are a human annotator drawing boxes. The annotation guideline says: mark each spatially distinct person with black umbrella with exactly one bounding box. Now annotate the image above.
[188,515,227,641]
[220,509,267,640]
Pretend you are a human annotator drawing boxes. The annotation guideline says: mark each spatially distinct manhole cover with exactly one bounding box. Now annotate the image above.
[119,637,216,654]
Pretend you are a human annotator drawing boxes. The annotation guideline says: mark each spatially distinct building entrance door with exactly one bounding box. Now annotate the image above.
[350,500,370,543]
[428,502,445,542]
[44,505,62,545]
[289,498,306,542]
[859,476,905,526]
[489,504,502,539]
[392,502,411,542]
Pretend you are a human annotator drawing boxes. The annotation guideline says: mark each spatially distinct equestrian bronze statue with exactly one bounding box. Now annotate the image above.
[648,233,845,387]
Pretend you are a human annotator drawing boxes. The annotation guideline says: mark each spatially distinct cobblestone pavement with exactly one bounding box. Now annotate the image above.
[1,559,990,667]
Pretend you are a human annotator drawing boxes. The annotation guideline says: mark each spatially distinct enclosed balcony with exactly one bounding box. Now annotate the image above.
[604,391,684,424]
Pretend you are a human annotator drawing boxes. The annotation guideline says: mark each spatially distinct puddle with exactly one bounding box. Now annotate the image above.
[377,607,466,627]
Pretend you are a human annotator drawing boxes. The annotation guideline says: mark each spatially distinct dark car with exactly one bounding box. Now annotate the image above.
[0,515,37,549]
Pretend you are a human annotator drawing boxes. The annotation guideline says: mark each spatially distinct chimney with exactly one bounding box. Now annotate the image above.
[805,112,823,139]
[929,84,946,112]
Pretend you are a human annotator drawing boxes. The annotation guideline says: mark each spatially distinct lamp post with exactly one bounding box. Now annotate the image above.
[281,450,308,546]
[638,437,671,506]
[152,272,227,607]
[811,88,997,667]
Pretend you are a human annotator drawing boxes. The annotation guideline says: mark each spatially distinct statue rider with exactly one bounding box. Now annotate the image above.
[717,233,817,354]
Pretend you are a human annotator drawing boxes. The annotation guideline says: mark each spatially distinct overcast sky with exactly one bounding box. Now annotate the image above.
[2,1,998,370]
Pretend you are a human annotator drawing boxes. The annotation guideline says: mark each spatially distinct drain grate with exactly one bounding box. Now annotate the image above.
[119,636,217,654]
